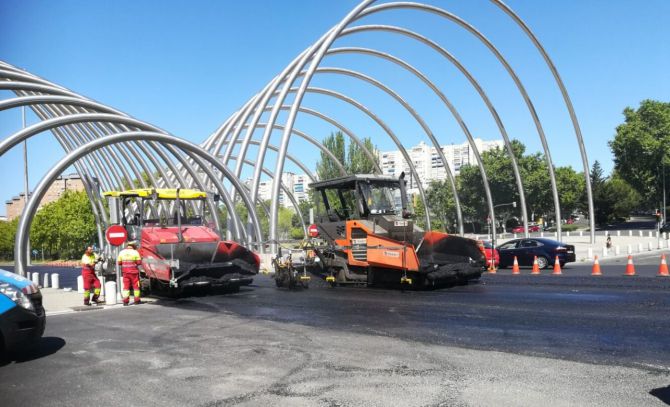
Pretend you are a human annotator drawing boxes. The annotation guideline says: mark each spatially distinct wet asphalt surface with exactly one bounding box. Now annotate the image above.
[1,265,670,406]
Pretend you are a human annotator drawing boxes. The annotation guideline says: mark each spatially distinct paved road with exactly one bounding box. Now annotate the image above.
[1,272,669,406]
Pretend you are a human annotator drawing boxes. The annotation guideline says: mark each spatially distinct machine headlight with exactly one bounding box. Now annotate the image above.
[0,282,35,312]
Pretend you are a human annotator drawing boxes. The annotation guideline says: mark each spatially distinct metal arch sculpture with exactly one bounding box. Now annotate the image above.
[1,0,594,267]
[207,0,593,250]
[12,132,263,277]
[0,65,269,275]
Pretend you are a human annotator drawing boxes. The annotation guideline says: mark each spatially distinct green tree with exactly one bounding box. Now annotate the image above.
[316,131,379,180]
[555,166,585,220]
[609,100,670,206]
[348,137,378,174]
[316,131,346,181]
[0,218,19,260]
[425,179,456,232]
[30,190,97,259]
[593,173,641,225]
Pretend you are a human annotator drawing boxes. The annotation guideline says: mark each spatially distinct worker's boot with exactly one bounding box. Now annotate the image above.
[83,298,91,306]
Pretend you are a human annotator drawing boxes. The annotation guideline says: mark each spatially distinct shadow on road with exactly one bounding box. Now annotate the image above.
[0,337,66,366]
[651,385,670,405]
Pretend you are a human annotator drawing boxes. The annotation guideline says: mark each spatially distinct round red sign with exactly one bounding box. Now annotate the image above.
[105,225,128,246]
[308,224,319,238]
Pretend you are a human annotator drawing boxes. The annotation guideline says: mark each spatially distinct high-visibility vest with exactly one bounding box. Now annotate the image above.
[117,248,141,274]
[81,253,98,273]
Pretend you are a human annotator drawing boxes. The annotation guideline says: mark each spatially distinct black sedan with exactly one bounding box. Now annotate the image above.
[496,238,576,269]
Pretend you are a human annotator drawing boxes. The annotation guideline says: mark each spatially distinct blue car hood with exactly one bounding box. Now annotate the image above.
[0,269,34,290]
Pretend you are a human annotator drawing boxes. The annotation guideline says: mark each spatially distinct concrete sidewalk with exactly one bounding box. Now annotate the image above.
[40,287,155,315]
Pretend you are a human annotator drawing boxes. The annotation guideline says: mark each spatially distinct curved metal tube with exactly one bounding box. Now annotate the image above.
[357,2,561,238]
[308,65,465,234]
[278,86,432,228]
[339,25,530,236]
[491,0,594,242]
[14,131,264,276]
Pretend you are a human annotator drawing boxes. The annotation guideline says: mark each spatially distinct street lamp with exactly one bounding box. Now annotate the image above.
[488,201,516,272]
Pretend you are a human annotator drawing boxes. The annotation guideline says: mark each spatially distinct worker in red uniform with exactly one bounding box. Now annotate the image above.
[81,246,103,306]
[117,241,143,306]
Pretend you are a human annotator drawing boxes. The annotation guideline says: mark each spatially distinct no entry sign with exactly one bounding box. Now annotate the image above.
[308,224,319,238]
[105,225,127,246]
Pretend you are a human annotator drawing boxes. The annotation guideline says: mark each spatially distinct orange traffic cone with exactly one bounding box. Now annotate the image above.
[552,256,562,275]
[488,258,497,274]
[624,255,636,276]
[512,256,520,275]
[591,255,602,276]
[658,254,669,277]
[531,256,540,275]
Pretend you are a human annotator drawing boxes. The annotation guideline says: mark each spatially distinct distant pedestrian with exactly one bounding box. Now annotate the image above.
[606,234,612,249]
[81,246,102,306]
[117,241,143,306]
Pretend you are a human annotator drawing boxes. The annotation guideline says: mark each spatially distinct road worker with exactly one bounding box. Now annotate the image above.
[117,241,143,306]
[81,246,103,306]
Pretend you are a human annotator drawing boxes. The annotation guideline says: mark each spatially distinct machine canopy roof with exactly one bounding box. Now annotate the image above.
[103,188,207,200]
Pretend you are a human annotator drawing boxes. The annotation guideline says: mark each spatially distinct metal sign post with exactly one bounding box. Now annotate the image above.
[105,225,128,301]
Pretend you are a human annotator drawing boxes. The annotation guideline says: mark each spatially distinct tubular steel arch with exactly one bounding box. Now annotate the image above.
[2,0,593,263]
[13,132,263,276]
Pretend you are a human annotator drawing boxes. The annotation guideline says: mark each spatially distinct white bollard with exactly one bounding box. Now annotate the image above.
[51,273,60,289]
[77,275,84,293]
[648,241,653,251]
[42,273,49,288]
[638,243,643,253]
[580,231,583,237]
[627,245,632,255]
[629,230,632,237]
[615,245,620,255]
[105,281,117,305]
[25,272,31,282]
[617,230,621,237]
[567,231,570,237]
[587,247,593,259]
[649,231,654,238]
[513,233,517,239]
[602,246,608,257]
[639,231,643,237]
[99,276,106,297]
[31,272,40,286]
[541,232,544,238]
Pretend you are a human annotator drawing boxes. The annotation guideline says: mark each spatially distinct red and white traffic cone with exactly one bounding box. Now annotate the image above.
[512,256,520,275]
[624,255,636,276]
[552,256,562,275]
[531,256,540,275]
[591,255,602,276]
[658,254,669,277]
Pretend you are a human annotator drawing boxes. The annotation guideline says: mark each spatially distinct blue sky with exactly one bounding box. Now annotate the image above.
[1,0,669,216]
